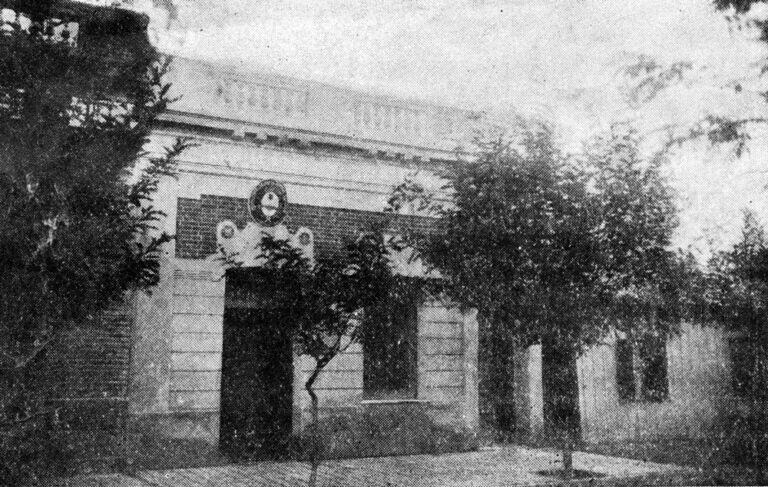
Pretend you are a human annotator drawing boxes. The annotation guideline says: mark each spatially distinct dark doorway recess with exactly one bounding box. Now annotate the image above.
[220,269,294,460]
[478,322,516,441]
[541,339,581,441]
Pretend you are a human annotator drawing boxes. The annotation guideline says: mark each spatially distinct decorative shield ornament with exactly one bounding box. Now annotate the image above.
[248,180,287,226]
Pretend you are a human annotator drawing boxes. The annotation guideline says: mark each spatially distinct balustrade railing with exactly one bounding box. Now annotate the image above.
[167,57,480,154]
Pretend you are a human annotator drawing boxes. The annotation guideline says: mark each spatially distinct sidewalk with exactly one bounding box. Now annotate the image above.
[55,445,697,487]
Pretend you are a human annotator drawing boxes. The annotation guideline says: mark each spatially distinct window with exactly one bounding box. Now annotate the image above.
[639,338,669,402]
[363,298,418,400]
[615,336,669,403]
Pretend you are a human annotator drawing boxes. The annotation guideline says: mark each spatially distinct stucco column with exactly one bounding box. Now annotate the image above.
[462,309,480,432]
[129,175,177,416]
[513,343,544,438]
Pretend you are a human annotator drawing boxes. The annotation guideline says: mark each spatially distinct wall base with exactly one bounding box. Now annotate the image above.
[126,411,223,469]
[292,402,478,460]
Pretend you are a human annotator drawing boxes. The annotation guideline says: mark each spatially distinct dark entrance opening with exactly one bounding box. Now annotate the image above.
[542,339,581,441]
[479,322,516,441]
[220,269,294,460]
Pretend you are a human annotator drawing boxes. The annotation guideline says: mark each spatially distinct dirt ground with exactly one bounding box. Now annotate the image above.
[55,444,702,487]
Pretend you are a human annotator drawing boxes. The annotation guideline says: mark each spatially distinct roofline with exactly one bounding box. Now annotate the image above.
[165,54,483,118]
[1,0,149,29]
[156,111,470,163]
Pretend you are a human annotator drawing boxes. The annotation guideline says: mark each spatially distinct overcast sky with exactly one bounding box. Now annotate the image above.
[127,0,768,255]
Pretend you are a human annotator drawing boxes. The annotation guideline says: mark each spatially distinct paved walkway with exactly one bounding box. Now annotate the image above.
[55,445,695,487]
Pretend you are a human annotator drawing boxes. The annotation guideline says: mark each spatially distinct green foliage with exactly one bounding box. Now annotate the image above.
[652,1,768,156]
[0,5,185,367]
[706,211,768,400]
[707,212,768,319]
[252,230,421,371]
[714,0,768,41]
[585,128,705,337]
[714,0,766,12]
[390,123,688,355]
[713,407,768,468]
[0,2,186,483]
[622,55,693,108]
[389,123,699,456]
[0,414,75,486]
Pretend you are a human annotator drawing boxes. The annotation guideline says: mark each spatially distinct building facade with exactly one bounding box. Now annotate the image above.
[37,47,746,462]
[124,56,748,457]
[3,0,750,469]
[513,324,746,444]
[127,56,483,458]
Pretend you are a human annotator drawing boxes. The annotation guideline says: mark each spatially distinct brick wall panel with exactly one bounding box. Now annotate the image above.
[176,195,438,260]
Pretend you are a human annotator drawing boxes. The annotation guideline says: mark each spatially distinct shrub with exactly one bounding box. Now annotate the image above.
[0,414,75,486]
[289,406,477,460]
[713,406,768,468]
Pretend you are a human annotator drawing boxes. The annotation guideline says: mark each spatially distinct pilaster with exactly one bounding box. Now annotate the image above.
[513,343,544,438]
[462,309,480,432]
[129,175,177,415]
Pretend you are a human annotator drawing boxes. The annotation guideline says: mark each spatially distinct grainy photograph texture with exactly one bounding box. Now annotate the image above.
[1,1,767,486]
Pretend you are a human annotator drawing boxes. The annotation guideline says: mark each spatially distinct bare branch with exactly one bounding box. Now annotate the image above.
[656,115,768,159]
[0,334,57,370]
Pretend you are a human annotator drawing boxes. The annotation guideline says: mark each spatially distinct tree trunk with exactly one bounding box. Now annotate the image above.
[752,322,767,485]
[562,433,574,480]
[542,338,580,479]
[306,372,321,487]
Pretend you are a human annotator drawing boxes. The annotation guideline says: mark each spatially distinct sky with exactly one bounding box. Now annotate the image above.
[123,0,768,256]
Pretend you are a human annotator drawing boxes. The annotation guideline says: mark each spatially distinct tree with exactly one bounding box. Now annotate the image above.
[585,127,704,330]
[714,0,768,40]
[620,4,768,476]
[624,1,768,159]
[706,211,768,480]
[0,2,186,483]
[389,123,691,478]
[236,230,418,487]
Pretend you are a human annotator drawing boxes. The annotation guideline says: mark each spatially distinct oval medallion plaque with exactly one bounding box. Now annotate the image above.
[249,180,287,226]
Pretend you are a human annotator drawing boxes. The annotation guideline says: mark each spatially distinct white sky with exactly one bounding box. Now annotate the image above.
[126,0,768,257]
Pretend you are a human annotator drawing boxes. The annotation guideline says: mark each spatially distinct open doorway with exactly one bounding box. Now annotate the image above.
[478,323,517,442]
[219,269,294,460]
